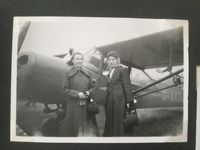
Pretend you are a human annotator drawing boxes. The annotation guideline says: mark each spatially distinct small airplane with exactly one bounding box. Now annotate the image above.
[15,24,184,137]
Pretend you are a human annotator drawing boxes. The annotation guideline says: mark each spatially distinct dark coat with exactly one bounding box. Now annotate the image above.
[104,66,133,136]
[59,66,98,137]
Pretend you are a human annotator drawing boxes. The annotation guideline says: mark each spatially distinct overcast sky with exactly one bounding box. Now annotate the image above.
[19,17,187,55]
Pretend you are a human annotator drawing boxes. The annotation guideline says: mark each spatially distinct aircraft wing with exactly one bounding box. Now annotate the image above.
[97,27,183,70]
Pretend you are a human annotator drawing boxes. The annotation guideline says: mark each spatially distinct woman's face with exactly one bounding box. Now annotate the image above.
[107,56,118,69]
[72,54,84,68]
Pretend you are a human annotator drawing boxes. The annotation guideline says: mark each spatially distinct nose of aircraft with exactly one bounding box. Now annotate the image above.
[17,52,36,100]
[18,55,29,65]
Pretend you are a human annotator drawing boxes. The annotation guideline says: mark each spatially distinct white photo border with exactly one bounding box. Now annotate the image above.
[10,17,189,143]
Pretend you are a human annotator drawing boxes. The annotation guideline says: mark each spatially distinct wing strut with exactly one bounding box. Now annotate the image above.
[142,70,154,81]
[157,41,173,74]
[132,68,183,95]
[134,82,183,99]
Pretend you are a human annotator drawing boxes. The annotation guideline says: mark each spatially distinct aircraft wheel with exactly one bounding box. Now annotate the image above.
[40,115,59,137]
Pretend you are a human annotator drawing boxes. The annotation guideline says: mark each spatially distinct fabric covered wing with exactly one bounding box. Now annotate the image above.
[97,27,183,70]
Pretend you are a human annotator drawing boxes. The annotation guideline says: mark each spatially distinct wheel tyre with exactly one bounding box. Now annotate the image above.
[40,115,58,136]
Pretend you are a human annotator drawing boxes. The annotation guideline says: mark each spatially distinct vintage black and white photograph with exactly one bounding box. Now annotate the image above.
[10,17,188,143]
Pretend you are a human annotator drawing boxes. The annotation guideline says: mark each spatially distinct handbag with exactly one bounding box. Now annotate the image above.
[124,101,139,129]
[86,100,99,114]
[84,92,99,114]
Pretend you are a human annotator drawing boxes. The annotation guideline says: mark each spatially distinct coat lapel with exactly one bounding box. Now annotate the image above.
[106,73,112,83]
[81,67,91,77]
[68,67,78,77]
[110,67,121,83]
[68,66,91,78]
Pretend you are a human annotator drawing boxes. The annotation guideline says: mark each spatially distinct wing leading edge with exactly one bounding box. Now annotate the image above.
[97,27,183,70]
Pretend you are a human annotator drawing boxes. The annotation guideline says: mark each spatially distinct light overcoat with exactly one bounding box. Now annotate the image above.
[59,66,98,136]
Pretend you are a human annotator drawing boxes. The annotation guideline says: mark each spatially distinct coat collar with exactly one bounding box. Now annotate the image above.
[111,66,121,81]
[107,66,122,83]
[68,66,90,77]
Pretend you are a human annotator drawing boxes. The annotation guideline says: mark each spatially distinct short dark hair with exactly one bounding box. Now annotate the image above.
[106,50,119,59]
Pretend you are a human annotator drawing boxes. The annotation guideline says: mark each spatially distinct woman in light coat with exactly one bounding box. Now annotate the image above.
[59,52,98,137]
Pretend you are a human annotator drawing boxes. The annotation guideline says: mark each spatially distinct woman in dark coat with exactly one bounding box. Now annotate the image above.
[59,52,98,137]
[104,50,133,136]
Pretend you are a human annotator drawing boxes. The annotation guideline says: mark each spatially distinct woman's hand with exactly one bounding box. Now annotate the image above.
[78,92,87,99]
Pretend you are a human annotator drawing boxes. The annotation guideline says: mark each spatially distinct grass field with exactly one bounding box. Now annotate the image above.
[128,107,183,136]
[17,100,183,137]
[96,106,183,136]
